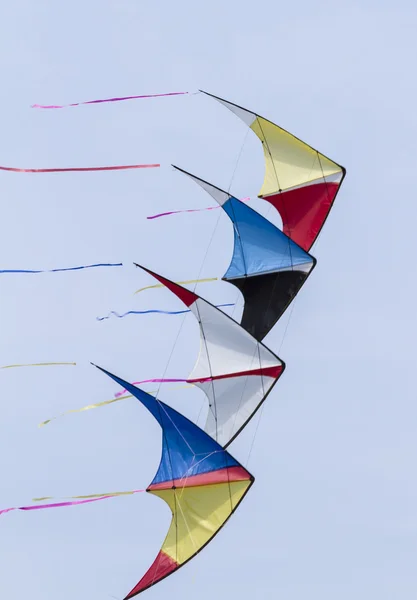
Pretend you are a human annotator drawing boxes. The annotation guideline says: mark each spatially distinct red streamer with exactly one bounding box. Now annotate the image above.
[0,164,160,173]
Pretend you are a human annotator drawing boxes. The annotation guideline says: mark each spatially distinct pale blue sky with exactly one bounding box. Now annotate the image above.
[0,1,416,599]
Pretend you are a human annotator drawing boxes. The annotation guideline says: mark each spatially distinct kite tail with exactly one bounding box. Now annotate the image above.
[0,164,159,173]
[0,490,145,517]
[146,197,250,220]
[32,91,188,109]
[96,303,234,321]
[0,263,123,274]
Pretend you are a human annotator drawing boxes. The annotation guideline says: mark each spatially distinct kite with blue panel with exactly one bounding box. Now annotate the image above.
[94,365,254,599]
[173,166,316,341]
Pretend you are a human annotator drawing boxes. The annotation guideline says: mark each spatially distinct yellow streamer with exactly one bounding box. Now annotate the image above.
[1,362,76,369]
[32,490,140,502]
[38,384,191,427]
[134,277,217,295]
[38,394,134,427]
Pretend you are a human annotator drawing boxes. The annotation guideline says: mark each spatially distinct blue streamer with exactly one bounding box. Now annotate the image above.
[0,263,123,273]
[97,303,234,322]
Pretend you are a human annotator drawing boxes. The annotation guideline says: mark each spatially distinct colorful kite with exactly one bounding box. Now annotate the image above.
[3,88,346,599]
[173,166,316,341]
[134,264,285,446]
[201,90,346,251]
[94,364,254,598]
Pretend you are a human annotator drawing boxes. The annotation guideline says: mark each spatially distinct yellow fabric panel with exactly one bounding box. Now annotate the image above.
[251,117,341,195]
[151,480,251,565]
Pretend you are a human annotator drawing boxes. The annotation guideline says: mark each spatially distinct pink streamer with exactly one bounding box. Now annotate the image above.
[114,378,186,398]
[0,490,144,516]
[32,92,188,110]
[147,197,250,220]
[114,374,224,398]
[0,163,159,173]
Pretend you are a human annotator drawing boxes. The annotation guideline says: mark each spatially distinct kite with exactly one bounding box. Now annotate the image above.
[134,264,285,447]
[14,88,346,599]
[173,166,316,341]
[200,90,346,251]
[94,364,254,599]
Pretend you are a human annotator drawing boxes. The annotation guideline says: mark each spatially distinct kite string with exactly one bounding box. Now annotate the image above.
[136,155,244,421]
[190,126,251,302]
[226,127,253,322]
[139,128,252,423]
[244,291,297,468]
[179,126,252,437]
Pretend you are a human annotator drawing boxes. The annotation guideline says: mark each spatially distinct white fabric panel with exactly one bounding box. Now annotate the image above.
[196,374,275,445]
[323,171,344,184]
[275,260,314,274]
[188,298,281,445]
[182,172,231,207]
[211,96,257,127]
[225,260,314,279]
[189,299,280,380]
[262,169,344,196]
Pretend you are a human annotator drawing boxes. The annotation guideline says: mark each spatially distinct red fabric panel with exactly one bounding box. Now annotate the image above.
[264,181,339,251]
[148,466,251,491]
[141,266,197,307]
[124,551,178,599]
[187,364,283,384]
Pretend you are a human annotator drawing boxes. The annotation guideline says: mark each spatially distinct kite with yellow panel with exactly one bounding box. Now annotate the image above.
[94,365,253,599]
[202,90,346,251]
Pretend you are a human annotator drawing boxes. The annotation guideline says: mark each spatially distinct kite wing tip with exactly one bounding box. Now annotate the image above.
[171,164,187,177]
[133,262,148,273]
[133,263,156,280]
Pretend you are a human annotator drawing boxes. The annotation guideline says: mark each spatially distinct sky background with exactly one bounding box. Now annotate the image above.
[0,0,416,598]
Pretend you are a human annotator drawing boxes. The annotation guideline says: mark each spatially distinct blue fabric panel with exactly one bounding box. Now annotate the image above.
[96,367,240,485]
[222,197,312,279]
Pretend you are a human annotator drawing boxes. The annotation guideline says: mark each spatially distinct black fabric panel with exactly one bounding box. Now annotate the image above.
[226,269,312,342]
